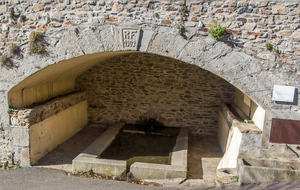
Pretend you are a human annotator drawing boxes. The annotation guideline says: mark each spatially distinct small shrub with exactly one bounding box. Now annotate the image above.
[10,8,15,19]
[181,6,189,14]
[176,24,184,36]
[265,43,273,50]
[9,43,20,55]
[28,32,47,55]
[13,163,21,169]
[19,15,26,22]
[74,27,79,35]
[1,55,13,68]
[7,107,15,114]
[154,13,159,18]
[208,21,226,40]
[274,48,280,53]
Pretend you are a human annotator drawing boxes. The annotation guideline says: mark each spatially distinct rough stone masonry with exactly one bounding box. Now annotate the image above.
[0,0,300,165]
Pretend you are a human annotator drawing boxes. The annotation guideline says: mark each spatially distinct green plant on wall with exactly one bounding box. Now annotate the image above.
[74,27,79,35]
[7,107,15,114]
[176,24,184,36]
[208,21,226,40]
[265,43,273,50]
[19,15,26,22]
[274,48,280,54]
[0,55,13,68]
[9,43,20,55]
[181,6,189,14]
[10,8,15,20]
[28,32,47,55]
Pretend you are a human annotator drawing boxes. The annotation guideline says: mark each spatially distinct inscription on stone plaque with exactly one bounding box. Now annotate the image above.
[272,85,295,103]
[121,28,140,51]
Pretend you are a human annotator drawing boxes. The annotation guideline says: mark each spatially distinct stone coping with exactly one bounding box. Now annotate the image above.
[10,91,86,126]
[220,103,237,125]
[221,103,261,134]
[232,120,262,134]
[72,124,189,179]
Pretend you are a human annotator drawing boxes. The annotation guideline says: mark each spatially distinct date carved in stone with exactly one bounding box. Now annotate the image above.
[121,28,140,51]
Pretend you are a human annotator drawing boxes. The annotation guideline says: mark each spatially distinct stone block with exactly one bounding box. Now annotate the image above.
[20,147,30,167]
[83,122,124,155]
[73,154,126,176]
[139,29,155,52]
[165,165,186,178]
[171,149,188,167]
[131,162,186,179]
[171,127,188,168]
[272,5,286,15]
[176,127,189,140]
[238,158,300,185]
[11,126,29,147]
[242,23,256,31]
[130,162,166,179]
[83,143,107,155]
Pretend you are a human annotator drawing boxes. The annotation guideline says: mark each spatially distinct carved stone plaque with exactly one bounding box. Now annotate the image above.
[121,28,140,51]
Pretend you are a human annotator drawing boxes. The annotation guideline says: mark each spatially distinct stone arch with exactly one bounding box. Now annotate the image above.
[8,26,272,110]
[7,51,266,165]
[8,50,266,131]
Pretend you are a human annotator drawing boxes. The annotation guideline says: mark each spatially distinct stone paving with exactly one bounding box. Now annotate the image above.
[187,133,223,182]
[34,125,107,172]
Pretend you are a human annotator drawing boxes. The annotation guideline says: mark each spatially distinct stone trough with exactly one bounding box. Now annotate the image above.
[72,122,188,179]
[238,157,300,185]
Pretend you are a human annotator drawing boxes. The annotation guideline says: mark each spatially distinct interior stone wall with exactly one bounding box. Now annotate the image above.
[76,53,235,134]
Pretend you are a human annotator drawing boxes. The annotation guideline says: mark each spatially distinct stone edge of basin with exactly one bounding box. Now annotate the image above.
[72,122,126,176]
[130,127,189,179]
[238,157,300,185]
[72,123,189,179]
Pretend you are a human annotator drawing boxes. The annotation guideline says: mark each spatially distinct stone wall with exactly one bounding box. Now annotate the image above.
[0,0,300,162]
[9,91,86,126]
[0,0,298,110]
[0,92,86,165]
[76,53,235,133]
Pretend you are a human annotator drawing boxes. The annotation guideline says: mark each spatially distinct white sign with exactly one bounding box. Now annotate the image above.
[272,85,295,102]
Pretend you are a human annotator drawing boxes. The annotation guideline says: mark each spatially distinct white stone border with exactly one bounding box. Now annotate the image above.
[130,127,189,179]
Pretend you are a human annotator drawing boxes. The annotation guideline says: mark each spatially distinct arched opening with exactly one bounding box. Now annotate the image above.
[8,52,265,180]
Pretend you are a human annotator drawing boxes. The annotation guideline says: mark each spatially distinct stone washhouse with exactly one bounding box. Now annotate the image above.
[0,0,300,185]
